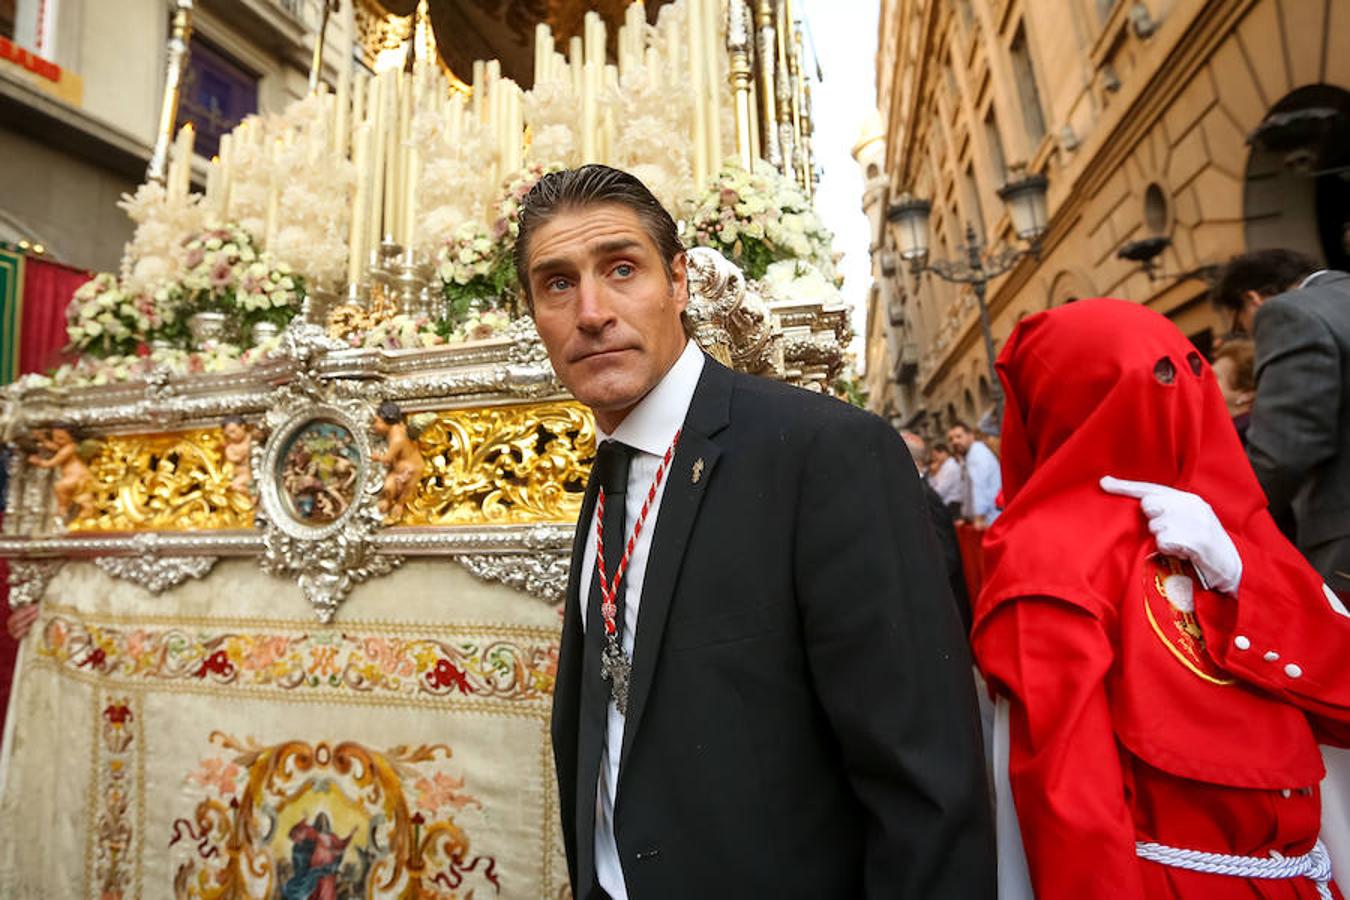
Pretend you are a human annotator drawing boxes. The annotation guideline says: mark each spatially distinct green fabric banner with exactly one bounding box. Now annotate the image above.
[0,248,23,385]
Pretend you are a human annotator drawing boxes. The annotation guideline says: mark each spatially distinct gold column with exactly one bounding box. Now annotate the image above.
[754,0,781,171]
[727,0,755,170]
[146,0,194,186]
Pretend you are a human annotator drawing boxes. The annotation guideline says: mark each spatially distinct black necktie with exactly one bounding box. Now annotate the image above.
[576,440,635,881]
[583,440,634,693]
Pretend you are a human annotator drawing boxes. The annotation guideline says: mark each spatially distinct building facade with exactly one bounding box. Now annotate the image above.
[0,0,358,273]
[868,0,1350,432]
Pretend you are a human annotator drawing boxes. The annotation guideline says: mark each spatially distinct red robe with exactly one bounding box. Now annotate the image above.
[972,299,1350,899]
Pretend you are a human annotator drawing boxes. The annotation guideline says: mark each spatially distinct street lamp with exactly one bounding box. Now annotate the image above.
[885,172,1049,430]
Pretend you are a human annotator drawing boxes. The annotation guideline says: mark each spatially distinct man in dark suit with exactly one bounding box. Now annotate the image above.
[1214,249,1350,596]
[516,165,994,899]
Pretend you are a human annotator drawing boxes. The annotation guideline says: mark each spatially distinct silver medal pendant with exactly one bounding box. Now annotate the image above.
[600,639,632,716]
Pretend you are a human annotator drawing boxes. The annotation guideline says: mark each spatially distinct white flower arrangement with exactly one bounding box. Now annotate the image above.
[181,225,305,333]
[683,161,837,281]
[758,259,847,308]
[117,181,206,293]
[64,273,186,357]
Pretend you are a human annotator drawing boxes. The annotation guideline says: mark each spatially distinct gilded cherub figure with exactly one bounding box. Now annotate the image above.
[27,424,95,522]
[372,401,426,522]
[221,415,255,492]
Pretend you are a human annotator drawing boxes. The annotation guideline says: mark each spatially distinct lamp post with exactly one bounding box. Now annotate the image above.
[885,172,1049,430]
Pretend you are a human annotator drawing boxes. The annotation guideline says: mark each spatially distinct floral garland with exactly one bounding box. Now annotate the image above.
[683,162,837,281]
[17,338,282,391]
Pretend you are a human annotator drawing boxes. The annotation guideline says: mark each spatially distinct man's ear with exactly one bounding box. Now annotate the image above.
[670,251,690,315]
[1242,289,1266,311]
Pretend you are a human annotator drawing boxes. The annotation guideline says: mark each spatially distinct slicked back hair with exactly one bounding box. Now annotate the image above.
[514,165,686,310]
[1211,248,1317,312]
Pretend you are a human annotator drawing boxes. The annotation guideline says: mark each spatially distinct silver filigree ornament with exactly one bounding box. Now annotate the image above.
[255,381,403,622]
[455,551,571,604]
[7,559,62,608]
[686,246,781,376]
[94,555,218,594]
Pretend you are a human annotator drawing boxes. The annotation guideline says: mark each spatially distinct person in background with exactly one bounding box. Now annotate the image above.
[948,421,1002,527]
[1211,337,1256,446]
[1212,248,1350,595]
[930,441,964,516]
[902,431,972,633]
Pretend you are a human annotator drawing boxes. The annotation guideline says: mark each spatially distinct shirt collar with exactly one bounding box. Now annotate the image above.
[597,339,705,456]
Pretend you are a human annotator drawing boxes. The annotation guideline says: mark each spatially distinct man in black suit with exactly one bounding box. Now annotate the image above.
[518,165,994,899]
[1213,249,1350,595]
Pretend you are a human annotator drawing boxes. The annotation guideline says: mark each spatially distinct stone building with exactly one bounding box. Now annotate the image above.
[867,0,1350,432]
[0,0,358,272]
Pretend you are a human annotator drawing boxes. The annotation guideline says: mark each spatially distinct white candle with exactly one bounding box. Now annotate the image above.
[704,0,722,169]
[535,22,551,85]
[688,0,708,187]
[347,123,372,288]
[263,140,281,249]
[369,73,388,255]
[581,60,597,162]
[472,60,485,121]
[334,67,349,156]
[352,71,368,128]
[569,36,584,96]
[218,134,233,219]
[404,143,419,258]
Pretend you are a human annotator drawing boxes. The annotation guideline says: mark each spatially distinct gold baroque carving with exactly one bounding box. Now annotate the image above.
[399,401,595,527]
[71,429,254,533]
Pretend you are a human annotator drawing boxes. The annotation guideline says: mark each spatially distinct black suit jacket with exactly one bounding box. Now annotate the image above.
[551,357,996,899]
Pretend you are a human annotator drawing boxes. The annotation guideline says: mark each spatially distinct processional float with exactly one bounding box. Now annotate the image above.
[0,1,849,895]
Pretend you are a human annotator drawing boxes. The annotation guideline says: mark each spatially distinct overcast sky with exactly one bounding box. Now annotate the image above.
[802,1,880,371]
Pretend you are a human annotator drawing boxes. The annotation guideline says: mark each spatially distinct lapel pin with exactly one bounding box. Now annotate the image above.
[691,458,705,484]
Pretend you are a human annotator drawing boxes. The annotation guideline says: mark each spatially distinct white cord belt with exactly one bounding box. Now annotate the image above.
[1136,838,1334,899]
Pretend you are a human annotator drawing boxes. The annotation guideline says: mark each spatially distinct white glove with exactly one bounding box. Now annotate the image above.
[1100,476,1243,596]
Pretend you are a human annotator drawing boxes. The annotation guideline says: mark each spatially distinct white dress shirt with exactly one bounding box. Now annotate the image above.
[932,456,963,506]
[961,440,1003,524]
[579,338,705,899]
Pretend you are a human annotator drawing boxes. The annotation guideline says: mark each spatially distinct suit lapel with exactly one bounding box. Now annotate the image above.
[618,360,733,773]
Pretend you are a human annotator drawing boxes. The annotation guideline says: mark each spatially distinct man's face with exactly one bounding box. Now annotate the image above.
[528,203,689,432]
[932,448,949,468]
[946,427,972,455]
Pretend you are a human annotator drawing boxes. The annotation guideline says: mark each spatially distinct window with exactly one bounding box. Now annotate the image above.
[1010,25,1047,146]
[984,108,1007,186]
[176,37,259,160]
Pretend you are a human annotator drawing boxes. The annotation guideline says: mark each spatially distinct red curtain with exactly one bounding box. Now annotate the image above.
[19,255,89,376]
